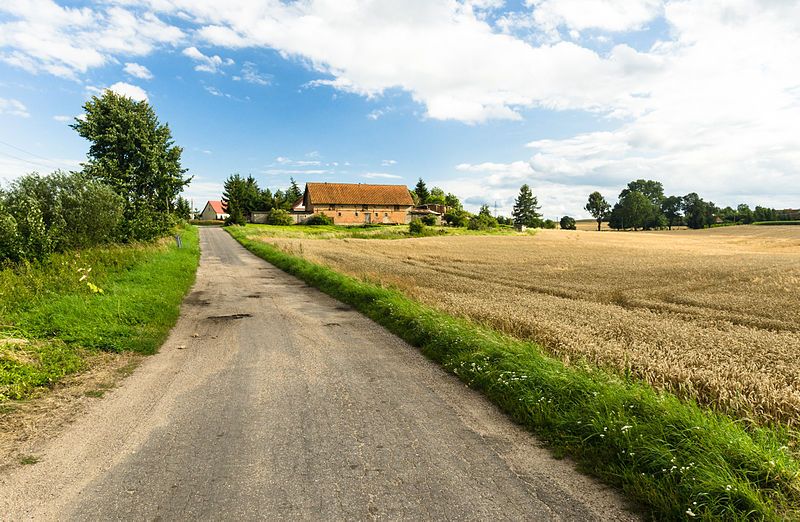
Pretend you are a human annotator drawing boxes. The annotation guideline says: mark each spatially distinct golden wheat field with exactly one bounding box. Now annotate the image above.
[259,225,800,425]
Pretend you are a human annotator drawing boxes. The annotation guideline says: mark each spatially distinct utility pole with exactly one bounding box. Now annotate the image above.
[494,200,498,217]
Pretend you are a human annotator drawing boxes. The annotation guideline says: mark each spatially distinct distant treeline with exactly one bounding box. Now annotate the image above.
[584,179,796,231]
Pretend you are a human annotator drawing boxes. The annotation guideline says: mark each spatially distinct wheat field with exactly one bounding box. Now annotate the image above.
[258,226,800,425]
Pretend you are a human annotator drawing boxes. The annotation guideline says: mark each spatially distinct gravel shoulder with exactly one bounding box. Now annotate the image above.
[0,227,638,520]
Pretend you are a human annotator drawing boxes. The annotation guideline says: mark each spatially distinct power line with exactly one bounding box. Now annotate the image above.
[0,149,56,171]
[0,138,56,164]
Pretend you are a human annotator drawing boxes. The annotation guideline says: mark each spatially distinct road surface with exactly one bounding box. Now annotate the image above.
[0,227,637,520]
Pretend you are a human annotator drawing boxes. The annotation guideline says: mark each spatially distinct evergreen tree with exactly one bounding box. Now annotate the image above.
[286,177,302,205]
[512,184,541,228]
[414,178,429,205]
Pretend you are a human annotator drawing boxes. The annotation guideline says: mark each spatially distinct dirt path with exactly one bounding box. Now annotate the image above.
[0,227,638,520]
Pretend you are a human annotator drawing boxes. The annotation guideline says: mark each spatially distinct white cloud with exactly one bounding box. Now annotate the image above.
[363,172,402,179]
[107,81,148,101]
[0,2,182,79]
[0,97,30,117]
[182,46,234,74]
[233,62,271,85]
[381,159,397,166]
[528,0,662,35]
[52,114,72,122]
[123,62,154,80]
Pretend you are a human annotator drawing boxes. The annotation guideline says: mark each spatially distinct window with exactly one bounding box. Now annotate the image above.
[384,212,388,217]
[337,212,341,217]
[375,212,379,216]
[355,211,359,216]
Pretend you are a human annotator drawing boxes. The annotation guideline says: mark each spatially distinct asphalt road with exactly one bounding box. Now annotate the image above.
[0,227,637,520]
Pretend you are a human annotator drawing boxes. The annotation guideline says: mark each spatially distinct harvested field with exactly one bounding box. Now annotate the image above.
[253,225,800,425]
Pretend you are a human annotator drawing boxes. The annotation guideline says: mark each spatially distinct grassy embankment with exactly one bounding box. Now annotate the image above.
[228,226,800,521]
[0,226,200,401]
[234,223,533,240]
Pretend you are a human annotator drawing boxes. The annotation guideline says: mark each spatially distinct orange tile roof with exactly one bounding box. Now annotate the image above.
[208,200,227,213]
[306,183,413,206]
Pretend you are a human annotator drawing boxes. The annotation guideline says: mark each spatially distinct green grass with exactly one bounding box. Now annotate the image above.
[752,221,800,226]
[228,226,800,521]
[233,223,533,240]
[0,226,200,401]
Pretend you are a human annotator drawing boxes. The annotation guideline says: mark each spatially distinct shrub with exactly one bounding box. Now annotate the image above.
[560,216,577,230]
[265,208,294,226]
[421,214,438,226]
[542,219,557,229]
[224,206,247,226]
[0,171,124,262]
[443,209,469,227]
[409,218,426,236]
[468,214,499,230]
[305,213,334,225]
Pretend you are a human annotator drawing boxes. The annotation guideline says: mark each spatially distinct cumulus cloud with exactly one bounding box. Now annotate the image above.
[87,82,148,101]
[0,97,30,117]
[182,46,234,73]
[123,62,154,80]
[0,1,182,79]
[528,0,663,35]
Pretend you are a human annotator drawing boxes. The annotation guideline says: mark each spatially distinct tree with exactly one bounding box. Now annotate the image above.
[585,191,611,231]
[222,174,260,222]
[468,213,498,230]
[427,187,446,205]
[71,90,190,240]
[737,203,753,224]
[442,209,469,227]
[683,193,708,229]
[617,191,651,231]
[478,204,492,217]
[286,177,302,206]
[560,216,576,230]
[409,218,426,236]
[661,196,683,230]
[444,193,462,210]
[414,178,429,205]
[512,184,541,228]
[753,206,775,222]
[175,196,192,220]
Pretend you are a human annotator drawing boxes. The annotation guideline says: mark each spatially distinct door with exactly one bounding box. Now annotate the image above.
[365,212,371,223]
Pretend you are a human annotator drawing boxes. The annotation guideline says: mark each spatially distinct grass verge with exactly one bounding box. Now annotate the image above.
[228,226,800,521]
[0,225,199,401]
[234,223,534,240]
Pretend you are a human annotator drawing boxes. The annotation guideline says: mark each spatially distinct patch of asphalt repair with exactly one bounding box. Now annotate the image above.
[0,227,640,520]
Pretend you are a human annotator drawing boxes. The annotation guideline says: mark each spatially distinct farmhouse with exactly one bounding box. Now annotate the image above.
[294,182,414,225]
[199,200,229,221]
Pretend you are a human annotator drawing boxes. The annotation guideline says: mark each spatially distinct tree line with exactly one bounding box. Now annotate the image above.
[221,174,303,226]
[584,179,793,231]
[0,91,191,263]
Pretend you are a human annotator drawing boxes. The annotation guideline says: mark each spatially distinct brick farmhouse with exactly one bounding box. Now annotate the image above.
[292,182,415,225]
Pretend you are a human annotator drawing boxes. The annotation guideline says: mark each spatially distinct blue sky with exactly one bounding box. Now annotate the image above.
[1,1,799,218]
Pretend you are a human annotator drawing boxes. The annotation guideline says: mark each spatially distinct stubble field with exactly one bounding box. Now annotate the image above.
[252,225,800,426]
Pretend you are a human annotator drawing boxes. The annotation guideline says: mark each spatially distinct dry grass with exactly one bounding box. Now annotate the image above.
[255,225,800,426]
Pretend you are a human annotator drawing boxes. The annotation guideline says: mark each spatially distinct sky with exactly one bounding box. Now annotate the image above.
[1,0,799,219]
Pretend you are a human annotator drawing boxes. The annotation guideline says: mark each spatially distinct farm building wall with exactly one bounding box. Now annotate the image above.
[301,205,411,225]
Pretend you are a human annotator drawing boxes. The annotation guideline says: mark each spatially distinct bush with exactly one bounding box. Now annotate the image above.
[559,216,577,230]
[467,214,499,230]
[305,213,334,225]
[420,214,438,226]
[224,206,247,226]
[542,219,557,229]
[409,218,426,236]
[0,171,124,262]
[443,210,469,227]
[265,208,294,226]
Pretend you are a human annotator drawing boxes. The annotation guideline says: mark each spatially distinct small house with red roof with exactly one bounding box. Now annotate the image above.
[199,200,229,221]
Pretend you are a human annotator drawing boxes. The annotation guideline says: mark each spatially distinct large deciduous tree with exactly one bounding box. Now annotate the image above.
[661,195,683,230]
[512,184,541,228]
[585,191,610,231]
[71,90,190,240]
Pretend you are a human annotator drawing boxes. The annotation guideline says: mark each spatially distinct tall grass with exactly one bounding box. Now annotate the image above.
[236,223,533,241]
[0,226,199,400]
[229,227,800,521]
